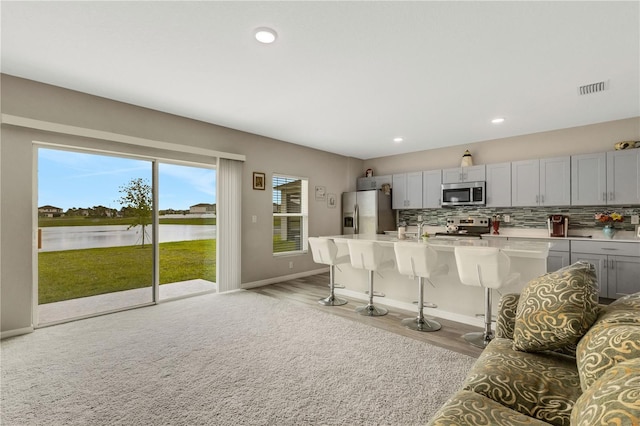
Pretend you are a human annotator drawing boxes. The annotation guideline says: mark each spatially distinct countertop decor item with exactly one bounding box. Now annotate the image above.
[492,215,501,235]
[460,150,473,167]
[614,140,640,150]
[595,211,623,239]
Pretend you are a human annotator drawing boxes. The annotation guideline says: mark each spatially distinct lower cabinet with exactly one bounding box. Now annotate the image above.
[571,240,640,299]
[495,238,639,299]
[547,249,571,273]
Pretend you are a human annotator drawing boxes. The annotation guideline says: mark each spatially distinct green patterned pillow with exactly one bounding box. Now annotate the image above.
[513,261,599,352]
[571,357,640,426]
[576,294,640,390]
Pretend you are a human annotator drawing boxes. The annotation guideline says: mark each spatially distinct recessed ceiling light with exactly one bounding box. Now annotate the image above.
[255,27,277,44]
[393,137,404,143]
[491,117,505,124]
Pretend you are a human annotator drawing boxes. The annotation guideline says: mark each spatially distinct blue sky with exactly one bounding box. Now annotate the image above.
[38,148,216,211]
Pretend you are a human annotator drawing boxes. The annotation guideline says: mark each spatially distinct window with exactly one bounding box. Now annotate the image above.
[272,174,308,254]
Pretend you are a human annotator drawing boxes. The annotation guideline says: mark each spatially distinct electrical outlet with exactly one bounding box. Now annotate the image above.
[503,215,511,223]
[289,261,294,269]
[631,215,639,225]
[252,215,257,223]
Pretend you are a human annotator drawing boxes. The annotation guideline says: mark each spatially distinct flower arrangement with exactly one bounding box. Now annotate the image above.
[595,211,624,224]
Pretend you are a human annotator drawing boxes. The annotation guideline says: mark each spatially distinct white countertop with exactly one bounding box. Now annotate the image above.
[324,234,551,258]
[396,225,640,243]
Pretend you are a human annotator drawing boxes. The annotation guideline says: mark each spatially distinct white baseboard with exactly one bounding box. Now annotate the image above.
[241,267,329,289]
[335,288,484,328]
[1,326,34,340]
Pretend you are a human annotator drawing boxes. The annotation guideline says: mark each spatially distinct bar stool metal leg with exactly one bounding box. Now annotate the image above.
[401,277,441,331]
[355,270,388,316]
[463,287,493,348]
[318,265,347,306]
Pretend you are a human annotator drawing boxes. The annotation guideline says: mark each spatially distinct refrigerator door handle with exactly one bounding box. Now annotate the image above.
[354,204,359,234]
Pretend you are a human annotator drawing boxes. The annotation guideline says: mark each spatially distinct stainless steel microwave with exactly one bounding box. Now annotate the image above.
[441,181,486,206]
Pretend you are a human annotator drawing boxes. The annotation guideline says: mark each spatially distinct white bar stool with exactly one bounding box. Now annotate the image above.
[347,240,394,316]
[308,237,348,306]
[454,246,520,348]
[394,242,448,332]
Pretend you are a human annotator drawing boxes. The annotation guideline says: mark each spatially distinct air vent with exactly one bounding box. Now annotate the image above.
[578,80,608,95]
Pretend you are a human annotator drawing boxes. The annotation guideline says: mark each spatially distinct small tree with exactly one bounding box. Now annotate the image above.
[117,178,152,247]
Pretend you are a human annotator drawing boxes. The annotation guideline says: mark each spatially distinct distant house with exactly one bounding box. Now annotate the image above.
[189,203,216,214]
[38,205,63,218]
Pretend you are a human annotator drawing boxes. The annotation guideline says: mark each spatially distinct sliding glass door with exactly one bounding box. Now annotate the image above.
[158,163,217,300]
[36,147,219,325]
[37,148,154,324]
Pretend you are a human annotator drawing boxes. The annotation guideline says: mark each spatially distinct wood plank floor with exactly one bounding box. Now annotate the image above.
[248,272,484,358]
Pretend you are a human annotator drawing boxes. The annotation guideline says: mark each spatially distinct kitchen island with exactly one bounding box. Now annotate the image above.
[322,234,552,327]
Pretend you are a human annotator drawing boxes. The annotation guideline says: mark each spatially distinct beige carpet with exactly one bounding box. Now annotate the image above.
[1,290,475,425]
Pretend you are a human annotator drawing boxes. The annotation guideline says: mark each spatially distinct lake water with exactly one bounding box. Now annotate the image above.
[39,225,216,252]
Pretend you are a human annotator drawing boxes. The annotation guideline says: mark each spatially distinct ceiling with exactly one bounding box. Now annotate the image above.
[1,1,639,160]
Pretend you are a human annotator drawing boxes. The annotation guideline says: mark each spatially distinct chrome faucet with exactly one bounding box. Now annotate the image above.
[417,221,429,237]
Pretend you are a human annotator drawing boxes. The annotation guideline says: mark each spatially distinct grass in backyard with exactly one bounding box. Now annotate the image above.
[38,239,216,304]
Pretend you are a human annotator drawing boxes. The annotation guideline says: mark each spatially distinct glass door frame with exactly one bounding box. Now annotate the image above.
[33,143,217,327]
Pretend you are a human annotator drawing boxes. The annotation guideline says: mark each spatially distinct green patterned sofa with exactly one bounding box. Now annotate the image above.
[428,261,640,426]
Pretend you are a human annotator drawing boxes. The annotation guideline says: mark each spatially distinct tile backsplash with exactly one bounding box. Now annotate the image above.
[398,205,640,232]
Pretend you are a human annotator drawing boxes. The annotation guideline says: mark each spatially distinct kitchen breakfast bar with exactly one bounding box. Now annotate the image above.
[320,234,552,327]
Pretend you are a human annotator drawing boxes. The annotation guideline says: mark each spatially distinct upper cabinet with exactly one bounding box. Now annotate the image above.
[511,156,570,207]
[442,165,486,184]
[571,153,607,205]
[422,169,442,208]
[384,148,638,211]
[485,162,511,207]
[392,172,423,209]
[607,149,640,205]
[571,150,640,205]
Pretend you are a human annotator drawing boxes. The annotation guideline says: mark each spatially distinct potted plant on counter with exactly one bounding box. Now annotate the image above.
[595,211,624,239]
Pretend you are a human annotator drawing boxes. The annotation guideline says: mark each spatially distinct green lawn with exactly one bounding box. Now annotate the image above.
[38,239,216,304]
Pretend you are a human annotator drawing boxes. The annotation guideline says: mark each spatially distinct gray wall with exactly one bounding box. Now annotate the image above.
[2,74,639,335]
[363,117,640,175]
[1,74,362,334]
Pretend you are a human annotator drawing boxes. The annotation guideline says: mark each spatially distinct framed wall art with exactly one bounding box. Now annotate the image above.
[253,172,266,190]
[315,186,326,201]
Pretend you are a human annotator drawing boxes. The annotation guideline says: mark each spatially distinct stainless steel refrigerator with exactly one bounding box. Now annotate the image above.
[342,189,395,235]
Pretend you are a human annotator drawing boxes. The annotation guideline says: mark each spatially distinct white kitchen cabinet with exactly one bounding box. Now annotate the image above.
[392,172,423,209]
[511,159,539,206]
[442,165,485,184]
[511,156,570,207]
[571,240,640,299]
[548,250,571,273]
[422,169,442,208]
[571,152,607,205]
[606,149,640,205]
[485,162,511,207]
[570,150,640,206]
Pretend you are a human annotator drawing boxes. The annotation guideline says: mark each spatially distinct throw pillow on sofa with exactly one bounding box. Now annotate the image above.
[576,292,640,390]
[570,357,640,426]
[513,261,599,352]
